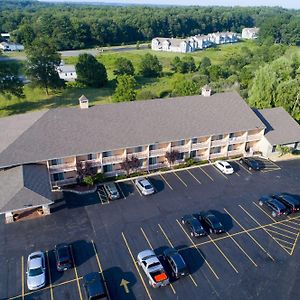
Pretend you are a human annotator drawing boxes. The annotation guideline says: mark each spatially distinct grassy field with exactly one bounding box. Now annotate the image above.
[0,40,267,118]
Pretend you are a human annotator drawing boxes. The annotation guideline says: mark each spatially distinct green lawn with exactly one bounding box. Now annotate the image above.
[0,40,260,117]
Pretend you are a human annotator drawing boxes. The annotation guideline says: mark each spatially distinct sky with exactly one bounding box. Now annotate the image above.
[41,0,300,9]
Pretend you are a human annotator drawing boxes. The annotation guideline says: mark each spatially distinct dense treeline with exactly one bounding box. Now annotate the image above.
[1,1,299,50]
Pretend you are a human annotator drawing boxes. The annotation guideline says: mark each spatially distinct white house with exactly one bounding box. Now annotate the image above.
[0,33,10,39]
[152,37,196,53]
[242,27,260,39]
[0,42,24,51]
[57,64,77,81]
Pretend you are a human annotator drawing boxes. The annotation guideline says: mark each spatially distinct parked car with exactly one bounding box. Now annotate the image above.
[83,272,108,300]
[181,214,206,237]
[54,243,72,272]
[137,249,169,288]
[215,160,234,174]
[199,212,225,234]
[272,193,300,213]
[103,182,120,200]
[26,251,46,290]
[135,177,155,195]
[258,196,289,217]
[163,247,189,279]
[239,157,262,171]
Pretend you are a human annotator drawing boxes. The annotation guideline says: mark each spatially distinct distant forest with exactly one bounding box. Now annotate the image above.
[0,0,300,50]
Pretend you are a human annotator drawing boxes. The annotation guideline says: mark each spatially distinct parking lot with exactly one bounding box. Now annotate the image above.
[1,158,300,300]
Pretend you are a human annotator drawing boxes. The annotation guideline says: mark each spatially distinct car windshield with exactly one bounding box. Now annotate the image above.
[144,184,152,190]
[58,248,69,258]
[29,267,43,276]
[225,165,232,169]
[208,216,221,227]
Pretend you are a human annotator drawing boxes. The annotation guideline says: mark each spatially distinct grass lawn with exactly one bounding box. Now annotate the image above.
[0,40,260,118]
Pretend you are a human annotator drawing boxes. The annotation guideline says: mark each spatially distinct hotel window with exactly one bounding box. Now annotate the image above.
[212,134,223,141]
[228,145,234,151]
[211,146,221,154]
[103,165,113,172]
[149,144,156,151]
[52,172,64,181]
[149,157,157,165]
[190,150,196,158]
[134,146,143,153]
[103,151,112,157]
[50,158,63,165]
[191,138,198,144]
[88,153,96,160]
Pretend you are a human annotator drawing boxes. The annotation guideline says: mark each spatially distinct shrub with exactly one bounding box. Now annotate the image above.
[184,158,196,167]
[83,175,94,186]
[93,172,105,183]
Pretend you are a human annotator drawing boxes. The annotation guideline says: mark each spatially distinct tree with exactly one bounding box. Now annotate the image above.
[181,56,196,73]
[139,53,162,77]
[76,53,107,88]
[130,156,140,172]
[113,57,135,76]
[171,74,199,96]
[0,61,24,98]
[200,57,211,69]
[83,175,94,186]
[165,150,180,167]
[25,39,64,95]
[76,161,96,183]
[120,158,131,176]
[170,56,182,73]
[120,156,140,175]
[113,75,137,102]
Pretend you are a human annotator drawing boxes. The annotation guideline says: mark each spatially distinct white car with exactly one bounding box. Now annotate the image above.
[26,251,46,290]
[135,177,155,195]
[215,160,234,175]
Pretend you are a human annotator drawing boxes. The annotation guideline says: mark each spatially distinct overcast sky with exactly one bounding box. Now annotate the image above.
[42,0,300,9]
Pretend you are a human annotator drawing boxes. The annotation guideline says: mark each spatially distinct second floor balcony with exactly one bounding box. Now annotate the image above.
[102,155,125,165]
[191,141,210,151]
[127,151,148,160]
[228,135,246,144]
[211,139,228,147]
[171,144,190,152]
[247,133,263,142]
[149,148,168,157]
[49,162,76,174]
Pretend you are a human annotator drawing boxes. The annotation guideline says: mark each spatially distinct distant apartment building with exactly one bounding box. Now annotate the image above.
[152,32,238,53]
[0,41,24,51]
[1,88,300,221]
[242,27,260,39]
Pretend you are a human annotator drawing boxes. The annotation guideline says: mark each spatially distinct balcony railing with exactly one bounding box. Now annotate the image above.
[85,159,102,167]
[102,155,124,165]
[228,136,246,144]
[211,139,228,147]
[209,152,226,159]
[149,148,167,157]
[171,145,190,152]
[127,151,148,159]
[52,178,77,187]
[227,149,243,156]
[148,162,168,170]
[247,133,262,142]
[191,141,210,150]
[49,163,76,173]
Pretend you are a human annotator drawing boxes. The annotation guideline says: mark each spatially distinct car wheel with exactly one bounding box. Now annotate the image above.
[181,219,185,224]
[259,201,263,206]
[271,211,277,218]
[191,232,194,237]
[248,166,252,170]
[209,228,213,234]
[239,159,243,164]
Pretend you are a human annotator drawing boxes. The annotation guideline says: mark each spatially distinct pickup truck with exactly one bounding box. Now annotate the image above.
[137,249,169,288]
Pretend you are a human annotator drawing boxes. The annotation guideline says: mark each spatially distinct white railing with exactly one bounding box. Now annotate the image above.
[191,141,210,150]
[247,133,262,142]
[148,163,168,170]
[49,163,76,173]
[171,145,190,152]
[85,159,102,167]
[227,149,243,156]
[149,149,167,157]
[211,139,228,147]
[52,178,77,187]
[209,152,226,159]
[127,152,148,159]
[228,136,246,144]
[102,155,124,165]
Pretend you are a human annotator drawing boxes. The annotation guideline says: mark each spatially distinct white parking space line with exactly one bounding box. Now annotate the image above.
[236,161,252,175]
[132,180,142,196]
[46,251,54,300]
[173,171,188,187]
[198,167,214,181]
[186,169,202,184]
[211,164,228,180]
[116,183,126,199]
[159,173,174,190]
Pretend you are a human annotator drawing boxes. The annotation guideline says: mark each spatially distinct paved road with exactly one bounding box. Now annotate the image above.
[0,44,149,61]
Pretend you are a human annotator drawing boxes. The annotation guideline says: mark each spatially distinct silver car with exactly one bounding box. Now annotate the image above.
[26,251,46,290]
[135,177,155,195]
[103,182,120,200]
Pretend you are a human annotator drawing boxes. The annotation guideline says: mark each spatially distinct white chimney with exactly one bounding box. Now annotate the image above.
[79,95,89,109]
[201,85,212,97]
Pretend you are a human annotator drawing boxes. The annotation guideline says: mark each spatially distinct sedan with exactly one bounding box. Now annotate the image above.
[163,247,189,279]
[272,193,300,213]
[26,251,46,290]
[215,160,234,174]
[259,196,289,217]
[135,177,155,195]
[181,215,207,237]
[54,243,72,271]
[103,182,120,200]
[239,157,262,171]
[199,212,225,234]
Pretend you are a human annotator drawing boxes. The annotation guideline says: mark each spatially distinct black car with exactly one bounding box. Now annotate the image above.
[54,243,72,272]
[199,212,225,234]
[83,272,108,300]
[181,215,206,237]
[259,196,289,217]
[272,193,300,213]
[163,247,189,279]
[239,157,262,171]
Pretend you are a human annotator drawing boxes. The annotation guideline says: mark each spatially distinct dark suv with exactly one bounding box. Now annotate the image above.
[181,215,206,237]
[259,196,289,217]
[273,194,300,213]
[54,243,72,272]
[198,212,225,234]
[83,272,108,300]
[163,247,189,279]
[239,157,262,171]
